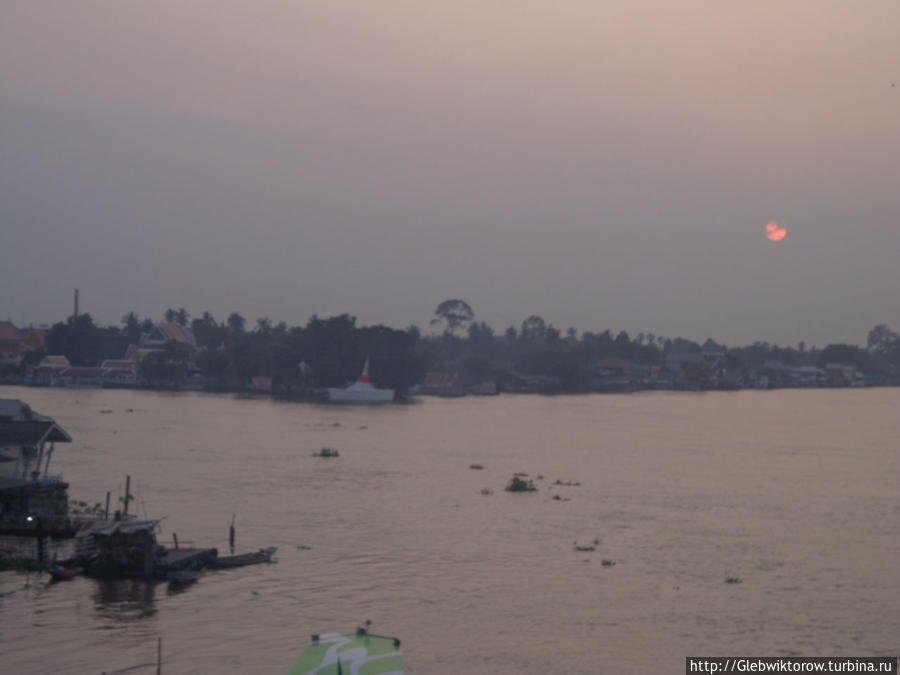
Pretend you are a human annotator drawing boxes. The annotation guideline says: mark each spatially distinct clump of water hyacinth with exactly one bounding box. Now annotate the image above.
[506,476,537,492]
[314,447,340,458]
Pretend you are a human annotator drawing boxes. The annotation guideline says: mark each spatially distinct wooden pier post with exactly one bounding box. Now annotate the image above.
[157,636,162,674]
[123,476,131,517]
[143,529,153,580]
[173,533,179,550]
[104,491,110,520]
[229,514,235,553]
[35,519,44,564]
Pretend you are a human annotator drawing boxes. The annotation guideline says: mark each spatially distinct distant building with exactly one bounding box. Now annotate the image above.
[499,371,562,394]
[824,363,863,387]
[665,352,723,389]
[123,322,198,362]
[30,355,71,385]
[56,366,107,387]
[590,357,645,392]
[250,376,273,392]
[0,322,30,364]
[422,372,465,397]
[100,360,138,385]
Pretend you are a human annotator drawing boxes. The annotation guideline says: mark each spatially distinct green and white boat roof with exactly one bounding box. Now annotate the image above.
[290,632,403,675]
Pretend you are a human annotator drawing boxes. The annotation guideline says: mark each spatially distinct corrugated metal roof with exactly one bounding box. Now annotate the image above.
[79,519,160,537]
[0,399,31,418]
[0,419,72,446]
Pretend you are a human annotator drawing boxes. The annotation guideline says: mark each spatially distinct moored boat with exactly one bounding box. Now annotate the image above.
[208,546,277,568]
[325,358,394,403]
[49,563,83,580]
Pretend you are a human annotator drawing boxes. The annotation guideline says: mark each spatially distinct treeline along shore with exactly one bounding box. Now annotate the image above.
[2,300,900,395]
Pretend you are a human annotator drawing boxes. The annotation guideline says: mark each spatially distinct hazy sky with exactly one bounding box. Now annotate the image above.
[2,1,898,347]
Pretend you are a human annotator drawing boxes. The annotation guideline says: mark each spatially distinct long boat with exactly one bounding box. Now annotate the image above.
[49,563,83,580]
[208,546,277,568]
[290,630,402,675]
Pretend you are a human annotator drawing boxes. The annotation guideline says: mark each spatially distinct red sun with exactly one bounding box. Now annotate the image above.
[765,221,787,242]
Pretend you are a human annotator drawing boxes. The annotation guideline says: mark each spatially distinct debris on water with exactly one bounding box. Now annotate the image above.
[297,544,313,550]
[554,479,581,486]
[332,422,341,427]
[124,408,134,412]
[536,475,544,480]
[469,464,484,470]
[359,425,368,430]
[725,577,743,584]
[314,448,340,458]
[100,410,113,414]
[513,472,529,477]
[552,495,571,501]
[601,560,616,567]
[480,488,493,495]
[574,544,595,552]
[506,476,537,492]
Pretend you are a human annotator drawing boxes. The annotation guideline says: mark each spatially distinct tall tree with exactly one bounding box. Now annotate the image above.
[431,299,474,336]
[227,312,246,333]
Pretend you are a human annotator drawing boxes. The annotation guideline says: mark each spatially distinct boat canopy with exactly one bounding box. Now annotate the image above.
[77,519,161,538]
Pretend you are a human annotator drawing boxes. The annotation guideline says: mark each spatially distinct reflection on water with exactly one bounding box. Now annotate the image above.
[166,577,198,596]
[93,578,158,621]
[1,386,899,674]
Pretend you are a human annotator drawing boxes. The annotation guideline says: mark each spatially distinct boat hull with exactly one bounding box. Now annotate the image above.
[325,388,394,403]
[291,632,402,675]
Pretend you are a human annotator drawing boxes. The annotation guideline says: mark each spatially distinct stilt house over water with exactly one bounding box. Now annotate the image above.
[0,399,72,531]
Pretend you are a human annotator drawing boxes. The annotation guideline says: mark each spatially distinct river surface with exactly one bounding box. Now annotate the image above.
[1,386,898,673]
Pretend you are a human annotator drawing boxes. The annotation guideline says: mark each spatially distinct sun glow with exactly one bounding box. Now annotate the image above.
[765,221,787,242]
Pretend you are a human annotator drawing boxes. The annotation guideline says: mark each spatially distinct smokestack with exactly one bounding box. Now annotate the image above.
[73,289,79,319]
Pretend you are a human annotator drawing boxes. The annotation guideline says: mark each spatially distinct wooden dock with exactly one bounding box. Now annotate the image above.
[155,547,217,576]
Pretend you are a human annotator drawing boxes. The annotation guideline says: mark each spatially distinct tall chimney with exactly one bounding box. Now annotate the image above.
[73,289,79,319]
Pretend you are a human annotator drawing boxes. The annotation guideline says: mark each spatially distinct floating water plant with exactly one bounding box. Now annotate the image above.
[506,476,537,492]
[314,448,340,458]
[574,537,599,551]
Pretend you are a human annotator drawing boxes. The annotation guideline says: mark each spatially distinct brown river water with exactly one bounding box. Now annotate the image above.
[1,385,898,673]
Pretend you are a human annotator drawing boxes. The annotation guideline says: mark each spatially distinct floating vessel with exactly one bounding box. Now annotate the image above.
[208,546,277,568]
[325,358,394,403]
[76,519,215,579]
[290,630,402,675]
[49,563,83,581]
